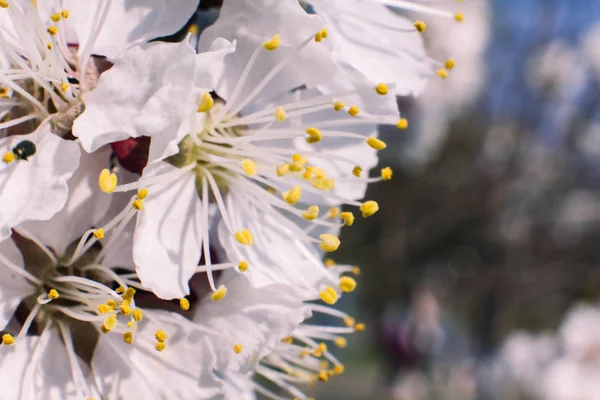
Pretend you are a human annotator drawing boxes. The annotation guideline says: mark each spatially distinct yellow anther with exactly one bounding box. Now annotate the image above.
[352,166,362,177]
[211,285,228,301]
[119,301,131,316]
[102,314,118,332]
[50,12,61,22]
[318,371,329,382]
[302,167,313,180]
[348,106,360,117]
[397,118,408,130]
[302,205,320,221]
[414,20,426,32]
[263,34,281,51]
[292,153,307,166]
[97,304,111,314]
[366,136,386,150]
[2,152,15,164]
[375,83,389,95]
[320,286,339,305]
[319,233,340,252]
[197,92,214,112]
[334,337,347,348]
[355,323,365,332]
[314,28,328,42]
[276,163,290,177]
[132,309,143,322]
[98,169,117,193]
[179,298,190,311]
[155,330,168,343]
[381,166,392,181]
[318,342,328,353]
[333,101,345,111]
[132,198,144,211]
[241,159,258,176]
[155,342,166,352]
[46,43,52,50]
[60,82,69,92]
[115,286,125,294]
[329,207,340,219]
[313,348,323,357]
[324,258,335,267]
[333,364,345,374]
[127,321,135,328]
[344,317,355,327]
[454,12,464,22]
[187,23,199,35]
[238,260,249,272]
[437,68,448,79]
[445,58,456,70]
[107,300,117,310]
[123,332,133,344]
[360,200,379,217]
[320,27,328,38]
[234,229,254,246]
[48,289,59,299]
[2,333,14,345]
[47,26,58,35]
[0,1,8,9]
[340,212,354,226]
[233,343,243,354]
[282,186,302,205]
[339,276,357,292]
[311,167,326,178]
[300,349,311,358]
[274,106,286,122]
[283,337,293,344]
[61,9,69,19]
[122,287,136,302]
[93,228,104,240]
[312,177,335,191]
[352,266,361,275]
[305,127,322,144]
[137,188,149,199]
[0,87,9,98]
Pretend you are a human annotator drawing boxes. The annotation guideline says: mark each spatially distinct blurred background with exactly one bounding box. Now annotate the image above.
[194,0,600,398]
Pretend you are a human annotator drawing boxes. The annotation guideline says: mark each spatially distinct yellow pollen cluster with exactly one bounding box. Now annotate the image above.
[375,83,389,95]
[98,169,117,193]
[339,276,357,293]
[445,58,456,70]
[2,333,14,345]
[47,26,58,36]
[2,152,15,164]
[355,323,365,332]
[324,258,336,268]
[211,285,228,301]
[155,329,167,352]
[340,211,354,226]
[132,188,149,210]
[437,69,449,79]
[344,317,355,327]
[352,166,362,177]
[314,27,328,42]
[48,289,60,299]
[234,229,254,245]
[397,118,408,130]
[348,106,360,117]
[333,101,345,111]
[180,298,190,311]
[352,266,361,275]
[263,34,281,51]
[360,200,379,217]
[328,207,340,219]
[233,343,243,354]
[454,12,464,22]
[381,166,393,181]
[334,337,347,348]
[366,136,386,150]
[282,186,302,205]
[102,314,118,333]
[302,205,320,220]
[414,20,426,32]
[319,234,340,252]
[276,163,290,176]
[275,106,286,122]
[122,332,133,345]
[241,159,258,176]
[238,260,249,272]
[197,92,214,112]
[132,309,143,321]
[305,127,322,144]
[319,286,339,305]
[61,9,69,19]
[60,82,69,92]
[93,228,105,240]
[0,1,8,9]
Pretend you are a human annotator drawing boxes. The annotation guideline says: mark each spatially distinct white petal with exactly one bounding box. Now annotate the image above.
[92,310,223,399]
[0,238,35,330]
[66,0,200,59]
[0,127,81,241]
[0,328,88,399]
[198,0,337,105]
[18,146,112,256]
[310,0,430,96]
[73,40,196,163]
[195,38,237,91]
[133,162,203,300]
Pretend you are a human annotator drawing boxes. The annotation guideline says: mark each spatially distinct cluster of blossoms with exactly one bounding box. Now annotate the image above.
[0,0,463,398]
